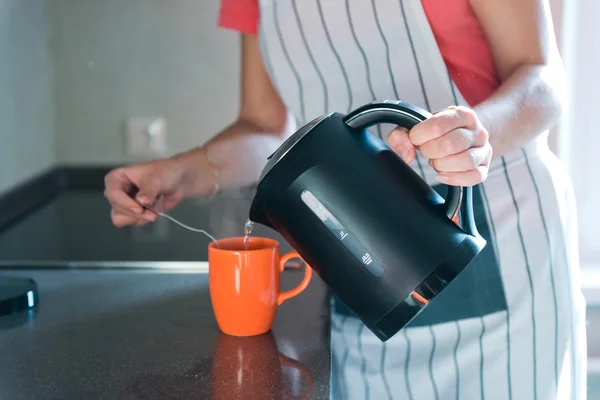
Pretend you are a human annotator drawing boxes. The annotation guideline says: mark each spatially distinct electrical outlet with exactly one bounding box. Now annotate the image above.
[125,116,167,157]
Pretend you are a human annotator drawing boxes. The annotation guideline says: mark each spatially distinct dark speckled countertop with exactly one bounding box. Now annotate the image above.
[0,269,330,400]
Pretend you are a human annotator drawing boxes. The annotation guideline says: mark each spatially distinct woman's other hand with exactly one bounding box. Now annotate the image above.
[103,155,200,227]
[387,106,492,186]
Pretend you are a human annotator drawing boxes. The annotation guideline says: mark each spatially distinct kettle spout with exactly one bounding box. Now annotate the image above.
[248,196,273,229]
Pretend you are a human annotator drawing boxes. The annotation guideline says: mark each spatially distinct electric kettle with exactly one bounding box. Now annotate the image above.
[249,100,486,342]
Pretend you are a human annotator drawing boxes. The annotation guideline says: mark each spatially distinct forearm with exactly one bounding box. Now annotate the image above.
[173,111,295,197]
[473,62,567,158]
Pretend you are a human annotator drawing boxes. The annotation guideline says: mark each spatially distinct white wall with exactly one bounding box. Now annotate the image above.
[51,0,241,165]
[557,0,600,267]
[0,0,55,194]
[545,0,563,155]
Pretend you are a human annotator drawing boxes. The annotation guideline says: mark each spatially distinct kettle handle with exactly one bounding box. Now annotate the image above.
[342,100,477,236]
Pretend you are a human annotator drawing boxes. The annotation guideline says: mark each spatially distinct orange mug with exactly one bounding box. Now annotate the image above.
[208,237,312,337]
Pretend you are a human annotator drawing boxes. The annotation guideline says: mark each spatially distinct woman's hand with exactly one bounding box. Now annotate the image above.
[104,155,200,227]
[387,106,492,186]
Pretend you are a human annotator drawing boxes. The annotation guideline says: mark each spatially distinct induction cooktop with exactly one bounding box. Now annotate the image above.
[0,190,288,268]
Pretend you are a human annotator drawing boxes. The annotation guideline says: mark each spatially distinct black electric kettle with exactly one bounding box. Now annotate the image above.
[249,100,486,342]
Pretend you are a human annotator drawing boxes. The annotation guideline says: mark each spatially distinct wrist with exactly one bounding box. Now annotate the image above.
[171,146,220,198]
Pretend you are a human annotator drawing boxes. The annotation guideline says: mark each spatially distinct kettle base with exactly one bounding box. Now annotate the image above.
[370,235,485,342]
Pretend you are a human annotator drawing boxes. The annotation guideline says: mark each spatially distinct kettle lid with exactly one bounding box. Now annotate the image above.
[259,114,331,183]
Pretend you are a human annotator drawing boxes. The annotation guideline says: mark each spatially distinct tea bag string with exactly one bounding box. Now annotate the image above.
[142,204,218,244]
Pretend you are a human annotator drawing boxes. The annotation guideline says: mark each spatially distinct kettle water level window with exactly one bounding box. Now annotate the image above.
[300,190,384,277]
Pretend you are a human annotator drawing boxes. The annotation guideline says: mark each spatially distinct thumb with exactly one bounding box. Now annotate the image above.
[134,176,162,206]
[387,127,416,163]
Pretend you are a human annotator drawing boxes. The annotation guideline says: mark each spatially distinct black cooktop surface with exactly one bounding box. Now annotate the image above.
[0,189,288,266]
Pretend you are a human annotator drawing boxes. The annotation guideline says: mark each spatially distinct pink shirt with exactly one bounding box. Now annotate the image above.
[218,0,500,107]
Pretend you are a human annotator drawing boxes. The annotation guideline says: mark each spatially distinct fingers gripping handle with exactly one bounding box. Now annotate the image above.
[277,252,312,306]
[342,100,464,223]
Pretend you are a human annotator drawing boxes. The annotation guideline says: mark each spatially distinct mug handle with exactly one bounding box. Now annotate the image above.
[278,353,315,400]
[277,252,312,306]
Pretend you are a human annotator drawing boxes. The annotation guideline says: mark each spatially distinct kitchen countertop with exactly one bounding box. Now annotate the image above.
[0,188,597,399]
[0,269,330,400]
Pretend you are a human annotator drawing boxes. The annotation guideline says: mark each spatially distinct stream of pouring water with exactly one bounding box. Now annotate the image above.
[243,219,254,247]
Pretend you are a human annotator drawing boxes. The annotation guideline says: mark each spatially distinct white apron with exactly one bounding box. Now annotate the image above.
[256,0,587,398]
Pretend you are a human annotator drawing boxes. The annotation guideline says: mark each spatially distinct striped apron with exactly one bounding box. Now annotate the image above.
[256,0,587,398]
